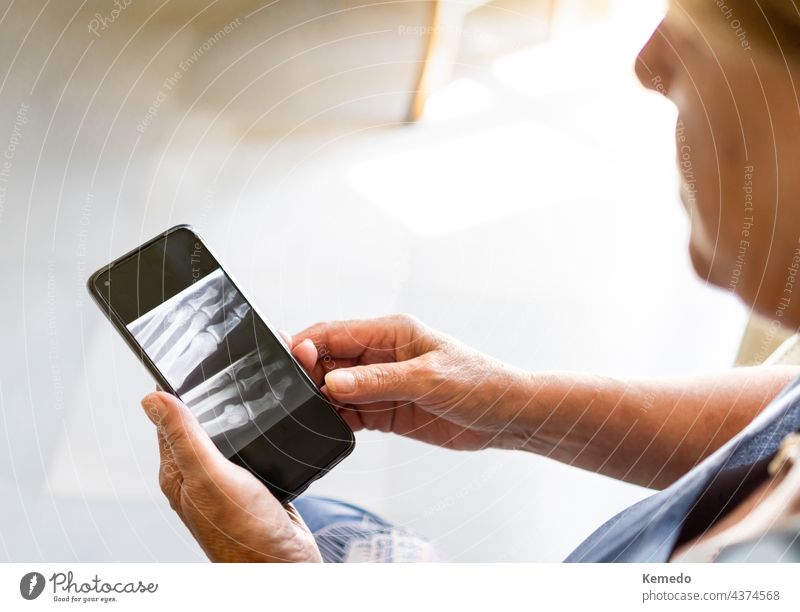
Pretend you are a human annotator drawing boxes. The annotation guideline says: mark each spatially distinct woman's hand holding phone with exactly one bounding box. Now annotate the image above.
[137,313,535,562]
[290,314,535,452]
[140,390,322,563]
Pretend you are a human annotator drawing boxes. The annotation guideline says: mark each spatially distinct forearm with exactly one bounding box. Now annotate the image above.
[500,365,799,489]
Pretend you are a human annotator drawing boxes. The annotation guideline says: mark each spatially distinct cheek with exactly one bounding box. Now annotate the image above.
[676,91,749,240]
[682,157,750,290]
[685,130,749,245]
[676,118,722,231]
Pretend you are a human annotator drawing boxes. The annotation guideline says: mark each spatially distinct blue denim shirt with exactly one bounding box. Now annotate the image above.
[566,375,800,562]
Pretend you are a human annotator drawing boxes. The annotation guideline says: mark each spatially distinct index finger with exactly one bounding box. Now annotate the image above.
[293,315,419,362]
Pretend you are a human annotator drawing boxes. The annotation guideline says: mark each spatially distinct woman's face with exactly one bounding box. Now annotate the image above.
[636,3,800,325]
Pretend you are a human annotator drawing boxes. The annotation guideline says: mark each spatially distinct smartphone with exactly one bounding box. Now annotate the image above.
[87,224,354,503]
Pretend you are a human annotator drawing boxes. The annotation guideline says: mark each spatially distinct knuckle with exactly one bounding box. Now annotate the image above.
[419,352,447,387]
[370,366,403,392]
[418,351,438,375]
[392,313,437,351]
[304,320,332,340]
[158,474,180,511]
[158,471,172,496]
[314,319,333,331]
[166,493,181,513]
[391,312,420,329]
[160,455,179,478]
[160,422,186,451]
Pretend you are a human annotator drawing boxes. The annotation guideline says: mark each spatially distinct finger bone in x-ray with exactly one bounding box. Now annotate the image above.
[202,404,250,438]
[133,285,222,347]
[161,300,251,388]
[200,375,294,438]
[194,360,292,423]
[188,354,283,421]
[149,288,238,363]
[180,346,271,406]
[181,348,262,406]
[244,376,292,419]
[197,372,290,437]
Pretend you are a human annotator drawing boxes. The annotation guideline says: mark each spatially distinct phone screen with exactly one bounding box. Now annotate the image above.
[90,226,353,502]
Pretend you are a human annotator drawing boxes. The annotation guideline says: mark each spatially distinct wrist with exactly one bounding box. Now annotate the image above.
[503,371,629,459]
[497,370,570,453]
[478,365,547,451]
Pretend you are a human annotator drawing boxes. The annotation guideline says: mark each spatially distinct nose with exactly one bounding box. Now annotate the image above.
[635,21,674,98]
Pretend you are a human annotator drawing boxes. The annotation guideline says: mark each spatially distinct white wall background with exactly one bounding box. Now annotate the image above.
[0,0,748,562]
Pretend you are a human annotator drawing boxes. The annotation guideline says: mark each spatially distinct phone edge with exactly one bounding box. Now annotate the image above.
[187,227,356,502]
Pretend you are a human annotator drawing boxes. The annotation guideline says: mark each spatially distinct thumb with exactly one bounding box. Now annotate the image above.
[323,358,429,403]
[141,391,224,475]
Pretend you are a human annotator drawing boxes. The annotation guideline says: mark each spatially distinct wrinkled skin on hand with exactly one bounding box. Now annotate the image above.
[141,391,321,563]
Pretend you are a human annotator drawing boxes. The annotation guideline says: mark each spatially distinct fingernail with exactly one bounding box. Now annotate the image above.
[325,370,356,394]
[141,394,165,423]
[300,338,315,350]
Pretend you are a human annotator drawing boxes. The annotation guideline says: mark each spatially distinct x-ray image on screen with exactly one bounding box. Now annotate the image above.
[127,268,315,457]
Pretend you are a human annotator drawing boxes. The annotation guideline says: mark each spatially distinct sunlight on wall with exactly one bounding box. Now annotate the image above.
[347,120,613,236]
[347,0,672,237]
[424,78,494,121]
